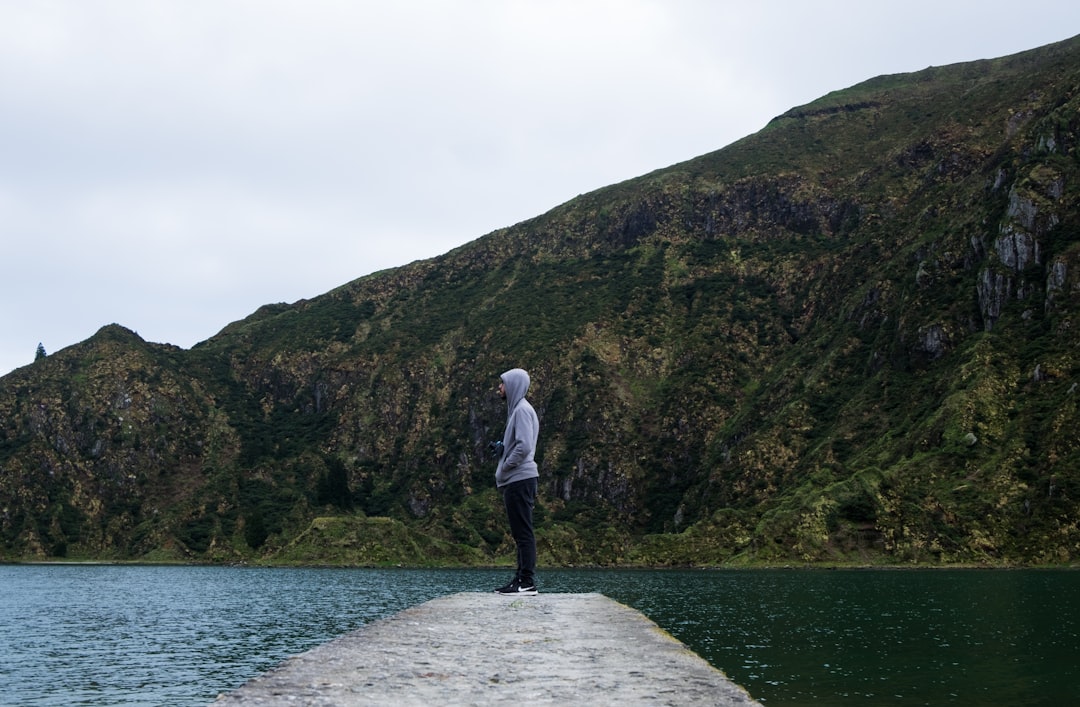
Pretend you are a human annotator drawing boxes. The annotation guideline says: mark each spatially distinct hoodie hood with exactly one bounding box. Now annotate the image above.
[500,368,531,416]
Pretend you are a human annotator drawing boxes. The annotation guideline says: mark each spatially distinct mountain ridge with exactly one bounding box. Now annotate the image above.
[2,34,1079,565]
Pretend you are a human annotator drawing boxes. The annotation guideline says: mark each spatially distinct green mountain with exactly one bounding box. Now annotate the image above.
[3,36,1079,566]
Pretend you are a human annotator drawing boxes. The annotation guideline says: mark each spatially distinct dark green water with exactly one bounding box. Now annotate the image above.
[2,565,1077,705]
[558,568,1080,706]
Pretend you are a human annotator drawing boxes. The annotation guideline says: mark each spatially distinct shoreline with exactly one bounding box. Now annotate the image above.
[5,557,1078,570]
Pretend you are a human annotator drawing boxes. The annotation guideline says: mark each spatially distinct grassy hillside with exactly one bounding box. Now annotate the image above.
[2,35,1079,566]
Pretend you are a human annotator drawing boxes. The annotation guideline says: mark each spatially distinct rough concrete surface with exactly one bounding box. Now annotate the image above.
[214,591,760,706]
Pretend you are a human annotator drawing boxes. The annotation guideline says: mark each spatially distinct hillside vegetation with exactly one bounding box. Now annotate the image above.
[2,36,1079,566]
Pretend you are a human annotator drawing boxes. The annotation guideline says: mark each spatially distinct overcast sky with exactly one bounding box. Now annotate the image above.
[2,1,1079,377]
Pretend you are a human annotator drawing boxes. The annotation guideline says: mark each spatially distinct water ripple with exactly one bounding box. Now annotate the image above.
[2,566,1078,706]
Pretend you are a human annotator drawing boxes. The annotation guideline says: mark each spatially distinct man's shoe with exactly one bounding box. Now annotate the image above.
[495,578,538,596]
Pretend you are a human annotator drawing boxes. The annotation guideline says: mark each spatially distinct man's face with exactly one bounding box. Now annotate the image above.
[498,381,506,399]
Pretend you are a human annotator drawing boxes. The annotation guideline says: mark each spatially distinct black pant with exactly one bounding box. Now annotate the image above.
[501,477,537,585]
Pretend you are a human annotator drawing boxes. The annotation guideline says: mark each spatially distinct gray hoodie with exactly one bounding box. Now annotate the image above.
[495,368,540,488]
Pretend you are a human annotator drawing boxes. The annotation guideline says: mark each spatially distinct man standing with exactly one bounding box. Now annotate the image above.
[493,368,540,595]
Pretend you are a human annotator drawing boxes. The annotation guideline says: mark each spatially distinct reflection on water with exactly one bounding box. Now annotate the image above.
[2,565,1077,706]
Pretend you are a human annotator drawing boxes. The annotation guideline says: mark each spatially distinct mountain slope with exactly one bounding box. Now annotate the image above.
[2,35,1079,565]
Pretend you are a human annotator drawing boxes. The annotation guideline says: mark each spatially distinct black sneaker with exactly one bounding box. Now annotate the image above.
[495,578,538,596]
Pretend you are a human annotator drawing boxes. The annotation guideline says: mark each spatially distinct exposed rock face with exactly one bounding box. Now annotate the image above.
[978,172,1069,330]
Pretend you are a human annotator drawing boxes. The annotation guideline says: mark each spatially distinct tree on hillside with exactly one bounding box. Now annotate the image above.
[35,343,46,361]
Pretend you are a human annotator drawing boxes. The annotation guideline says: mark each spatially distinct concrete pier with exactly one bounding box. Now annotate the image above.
[214,592,760,706]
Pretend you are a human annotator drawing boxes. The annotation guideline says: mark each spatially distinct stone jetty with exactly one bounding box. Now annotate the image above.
[214,591,760,706]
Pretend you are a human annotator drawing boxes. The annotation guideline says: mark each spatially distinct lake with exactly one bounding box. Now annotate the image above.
[1,565,1077,705]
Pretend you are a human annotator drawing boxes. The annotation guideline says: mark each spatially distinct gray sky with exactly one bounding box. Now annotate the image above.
[3,1,1079,376]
